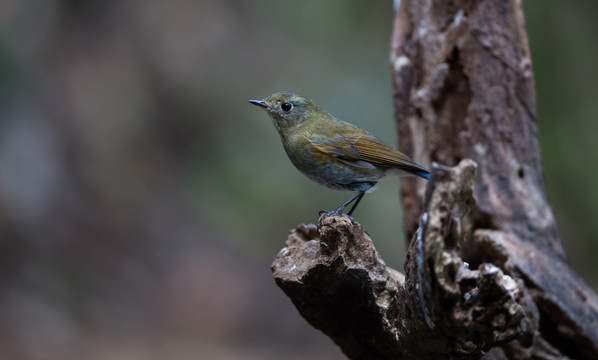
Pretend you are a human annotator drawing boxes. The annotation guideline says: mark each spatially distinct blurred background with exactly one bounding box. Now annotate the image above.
[0,0,596,359]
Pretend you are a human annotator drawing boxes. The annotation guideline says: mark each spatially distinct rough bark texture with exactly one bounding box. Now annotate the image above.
[272,0,598,359]
[391,0,598,358]
[274,161,535,359]
[392,0,560,256]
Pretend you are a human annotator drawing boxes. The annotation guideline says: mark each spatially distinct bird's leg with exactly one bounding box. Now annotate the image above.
[317,191,365,230]
[346,191,365,216]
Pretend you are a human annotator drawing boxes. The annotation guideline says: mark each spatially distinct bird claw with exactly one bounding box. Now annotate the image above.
[317,210,354,231]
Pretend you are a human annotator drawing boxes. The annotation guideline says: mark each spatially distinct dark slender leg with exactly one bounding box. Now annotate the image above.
[318,191,366,230]
[317,182,376,230]
[346,191,365,216]
[335,191,365,214]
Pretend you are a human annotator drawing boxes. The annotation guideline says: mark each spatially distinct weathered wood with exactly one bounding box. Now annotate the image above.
[273,161,539,359]
[392,0,598,358]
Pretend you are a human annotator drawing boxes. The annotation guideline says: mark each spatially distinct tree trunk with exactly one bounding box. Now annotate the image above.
[271,1,598,359]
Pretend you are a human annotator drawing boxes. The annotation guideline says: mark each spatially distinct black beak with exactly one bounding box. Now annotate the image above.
[249,99,268,108]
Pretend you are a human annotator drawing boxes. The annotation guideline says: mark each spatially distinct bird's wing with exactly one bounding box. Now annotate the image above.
[311,134,376,169]
[312,133,428,175]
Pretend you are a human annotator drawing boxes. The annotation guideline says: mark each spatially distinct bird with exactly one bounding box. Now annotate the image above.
[249,92,428,228]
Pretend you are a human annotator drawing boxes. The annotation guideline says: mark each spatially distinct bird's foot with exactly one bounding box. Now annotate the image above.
[317,210,354,231]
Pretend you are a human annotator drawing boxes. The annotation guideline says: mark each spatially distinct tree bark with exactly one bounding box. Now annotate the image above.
[272,0,598,359]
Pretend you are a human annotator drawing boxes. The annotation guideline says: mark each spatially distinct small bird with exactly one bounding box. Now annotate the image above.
[249,92,428,227]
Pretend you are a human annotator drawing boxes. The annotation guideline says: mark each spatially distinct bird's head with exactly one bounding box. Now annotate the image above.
[250,92,325,133]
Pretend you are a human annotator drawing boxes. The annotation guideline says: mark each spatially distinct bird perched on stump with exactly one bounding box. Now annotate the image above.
[249,92,429,228]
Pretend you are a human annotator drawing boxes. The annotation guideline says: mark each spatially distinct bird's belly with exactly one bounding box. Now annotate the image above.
[285,148,383,191]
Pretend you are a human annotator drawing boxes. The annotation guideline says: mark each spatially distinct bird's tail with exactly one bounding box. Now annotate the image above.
[413,170,429,180]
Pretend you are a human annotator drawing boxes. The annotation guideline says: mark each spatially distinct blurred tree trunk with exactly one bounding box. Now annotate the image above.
[272,1,598,359]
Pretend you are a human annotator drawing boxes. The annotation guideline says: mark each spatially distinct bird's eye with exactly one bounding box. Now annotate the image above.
[281,102,293,112]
